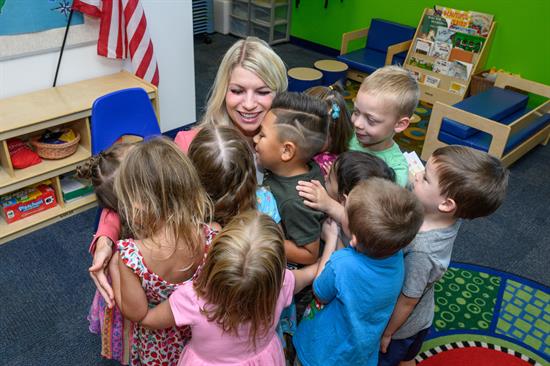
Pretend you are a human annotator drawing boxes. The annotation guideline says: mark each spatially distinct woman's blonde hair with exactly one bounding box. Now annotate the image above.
[194,211,286,347]
[201,37,287,127]
[188,126,257,227]
[114,137,211,256]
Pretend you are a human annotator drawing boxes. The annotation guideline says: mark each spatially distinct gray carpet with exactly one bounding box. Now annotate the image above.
[1,33,549,365]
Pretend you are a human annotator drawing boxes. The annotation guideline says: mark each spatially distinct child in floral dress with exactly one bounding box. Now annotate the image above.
[108,137,215,365]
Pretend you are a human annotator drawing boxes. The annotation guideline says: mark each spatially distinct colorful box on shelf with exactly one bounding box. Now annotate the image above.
[1,183,57,224]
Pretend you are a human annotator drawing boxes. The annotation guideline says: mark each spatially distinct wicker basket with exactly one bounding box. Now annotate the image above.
[31,132,80,160]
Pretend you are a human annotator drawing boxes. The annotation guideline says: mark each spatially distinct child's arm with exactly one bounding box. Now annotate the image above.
[292,263,319,294]
[296,180,345,224]
[110,253,148,322]
[89,208,121,308]
[380,294,420,353]
[316,219,339,278]
[140,301,176,330]
[284,239,319,265]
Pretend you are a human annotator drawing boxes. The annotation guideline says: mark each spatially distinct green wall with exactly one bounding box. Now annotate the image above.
[290,0,550,85]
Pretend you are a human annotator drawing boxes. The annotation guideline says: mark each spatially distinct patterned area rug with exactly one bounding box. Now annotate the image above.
[418,262,549,365]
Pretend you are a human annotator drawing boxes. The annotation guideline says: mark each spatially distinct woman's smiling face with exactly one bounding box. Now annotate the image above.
[225,66,275,137]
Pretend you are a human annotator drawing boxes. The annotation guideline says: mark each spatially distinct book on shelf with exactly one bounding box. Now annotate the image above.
[411,71,426,84]
[435,6,471,28]
[419,14,448,41]
[449,82,467,95]
[433,59,452,75]
[449,24,477,35]
[470,11,493,37]
[429,41,451,59]
[424,75,441,87]
[409,56,433,71]
[434,26,455,44]
[449,60,473,80]
[414,38,433,55]
[448,47,474,63]
[452,32,485,52]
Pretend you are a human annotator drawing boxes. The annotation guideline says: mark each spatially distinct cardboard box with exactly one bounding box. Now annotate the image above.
[1,184,57,224]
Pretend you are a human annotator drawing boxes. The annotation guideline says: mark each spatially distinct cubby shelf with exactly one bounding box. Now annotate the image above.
[0,71,158,245]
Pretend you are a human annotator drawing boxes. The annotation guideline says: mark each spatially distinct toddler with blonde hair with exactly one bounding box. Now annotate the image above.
[139,211,317,365]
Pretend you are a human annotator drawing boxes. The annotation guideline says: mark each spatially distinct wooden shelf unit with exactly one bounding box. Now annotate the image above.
[0,71,158,245]
[404,8,496,105]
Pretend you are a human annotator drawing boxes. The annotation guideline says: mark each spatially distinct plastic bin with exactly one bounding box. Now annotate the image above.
[230,16,249,37]
[231,1,249,20]
[250,22,287,43]
[214,0,231,34]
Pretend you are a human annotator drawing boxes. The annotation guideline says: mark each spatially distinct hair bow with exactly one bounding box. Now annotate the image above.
[331,103,340,120]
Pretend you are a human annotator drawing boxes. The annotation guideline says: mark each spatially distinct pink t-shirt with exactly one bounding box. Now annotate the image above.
[169,269,295,366]
[174,128,200,154]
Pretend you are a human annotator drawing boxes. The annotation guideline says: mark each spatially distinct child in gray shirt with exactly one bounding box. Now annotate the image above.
[378,146,509,366]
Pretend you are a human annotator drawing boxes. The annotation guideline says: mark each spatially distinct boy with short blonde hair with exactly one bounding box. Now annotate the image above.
[349,65,419,187]
[379,145,509,366]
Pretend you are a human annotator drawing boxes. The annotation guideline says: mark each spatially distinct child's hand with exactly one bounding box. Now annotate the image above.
[380,333,392,353]
[321,161,334,177]
[89,236,115,308]
[321,218,339,245]
[296,180,331,212]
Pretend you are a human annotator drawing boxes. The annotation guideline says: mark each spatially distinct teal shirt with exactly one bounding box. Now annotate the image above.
[348,135,409,187]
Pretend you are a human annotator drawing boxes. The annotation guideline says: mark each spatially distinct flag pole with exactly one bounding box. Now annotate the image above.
[53,8,75,87]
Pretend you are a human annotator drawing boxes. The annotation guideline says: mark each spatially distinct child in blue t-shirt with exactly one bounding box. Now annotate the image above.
[293,178,423,366]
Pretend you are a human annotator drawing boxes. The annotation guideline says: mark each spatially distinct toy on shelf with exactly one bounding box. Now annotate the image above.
[422,73,550,166]
[404,6,496,105]
[7,138,42,169]
[1,181,58,224]
[30,128,80,160]
[60,173,94,203]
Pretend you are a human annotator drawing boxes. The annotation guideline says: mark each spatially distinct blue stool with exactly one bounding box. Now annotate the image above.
[287,67,323,92]
[314,59,348,86]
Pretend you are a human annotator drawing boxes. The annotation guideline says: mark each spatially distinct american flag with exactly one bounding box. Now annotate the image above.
[73,0,159,86]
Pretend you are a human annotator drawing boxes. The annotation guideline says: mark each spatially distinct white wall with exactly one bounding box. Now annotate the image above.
[0,1,195,132]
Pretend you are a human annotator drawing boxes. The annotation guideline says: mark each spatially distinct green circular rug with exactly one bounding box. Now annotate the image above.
[417,262,549,365]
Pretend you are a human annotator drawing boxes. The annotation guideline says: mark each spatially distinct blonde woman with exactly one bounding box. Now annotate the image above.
[175,36,287,151]
[138,211,317,366]
[89,36,286,315]
[107,137,215,365]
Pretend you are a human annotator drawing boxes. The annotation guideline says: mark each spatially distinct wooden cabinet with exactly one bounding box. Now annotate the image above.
[0,71,158,244]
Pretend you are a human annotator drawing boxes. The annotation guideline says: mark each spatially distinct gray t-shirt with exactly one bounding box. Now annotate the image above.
[392,220,462,339]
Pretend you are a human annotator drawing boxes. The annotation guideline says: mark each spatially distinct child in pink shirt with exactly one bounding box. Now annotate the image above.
[138,211,317,365]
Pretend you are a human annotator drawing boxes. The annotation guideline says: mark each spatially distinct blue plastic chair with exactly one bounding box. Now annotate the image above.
[91,87,161,154]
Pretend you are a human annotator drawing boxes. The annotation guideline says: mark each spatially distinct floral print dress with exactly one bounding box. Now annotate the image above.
[118,226,214,366]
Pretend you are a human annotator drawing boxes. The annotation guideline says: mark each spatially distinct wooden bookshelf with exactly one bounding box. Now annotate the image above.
[0,71,158,245]
[404,8,496,105]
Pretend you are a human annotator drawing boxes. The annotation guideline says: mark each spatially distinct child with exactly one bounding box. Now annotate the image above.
[305,84,354,178]
[187,125,280,229]
[378,145,509,366]
[297,150,396,235]
[293,178,424,366]
[254,91,329,266]
[349,65,420,187]
[137,211,317,365]
[108,137,215,365]
[76,142,135,364]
